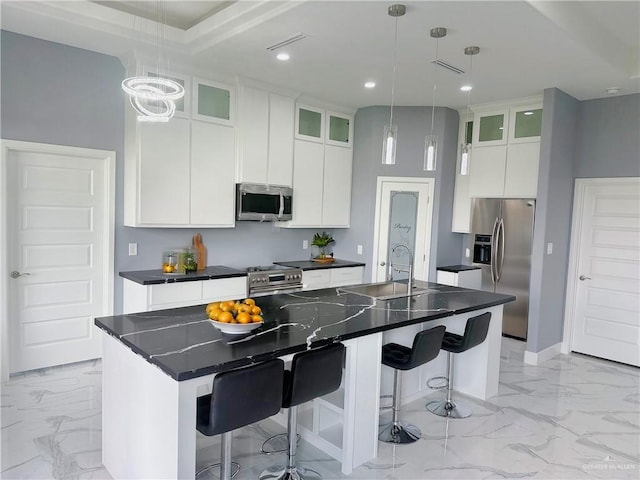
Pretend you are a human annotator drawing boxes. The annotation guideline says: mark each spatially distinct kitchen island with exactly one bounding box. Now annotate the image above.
[95,281,514,479]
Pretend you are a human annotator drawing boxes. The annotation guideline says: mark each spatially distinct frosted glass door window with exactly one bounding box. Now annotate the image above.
[197,83,230,120]
[514,109,542,138]
[329,115,350,143]
[298,108,322,138]
[386,191,418,281]
[478,114,505,142]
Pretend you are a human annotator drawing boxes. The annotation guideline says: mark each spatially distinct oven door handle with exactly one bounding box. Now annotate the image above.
[250,286,303,297]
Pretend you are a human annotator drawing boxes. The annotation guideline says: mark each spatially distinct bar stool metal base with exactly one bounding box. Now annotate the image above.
[378,421,421,444]
[259,465,322,480]
[426,399,472,419]
[261,433,301,455]
[196,461,240,479]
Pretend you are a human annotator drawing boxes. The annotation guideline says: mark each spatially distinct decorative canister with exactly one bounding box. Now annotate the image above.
[162,251,179,273]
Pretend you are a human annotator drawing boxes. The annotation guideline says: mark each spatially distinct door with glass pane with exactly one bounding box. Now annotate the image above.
[373,178,434,283]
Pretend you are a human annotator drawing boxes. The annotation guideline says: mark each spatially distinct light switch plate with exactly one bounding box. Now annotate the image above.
[128,243,138,256]
[303,240,308,249]
[546,242,553,255]
[357,244,363,255]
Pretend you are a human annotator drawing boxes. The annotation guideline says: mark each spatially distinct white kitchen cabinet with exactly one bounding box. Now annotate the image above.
[436,267,481,289]
[122,277,247,314]
[503,142,540,197]
[468,145,508,198]
[473,108,508,146]
[302,269,331,291]
[326,111,354,147]
[190,121,236,226]
[285,140,353,228]
[124,109,236,227]
[295,104,325,142]
[302,266,364,291]
[329,266,364,287]
[322,145,353,226]
[236,86,294,186]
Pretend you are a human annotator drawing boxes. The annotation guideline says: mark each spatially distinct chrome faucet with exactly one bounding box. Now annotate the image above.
[390,244,414,293]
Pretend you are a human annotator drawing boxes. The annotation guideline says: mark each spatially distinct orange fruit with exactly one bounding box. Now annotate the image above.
[243,298,256,306]
[250,306,262,315]
[236,312,251,324]
[208,308,222,320]
[251,315,263,323]
[223,300,236,309]
[217,311,233,323]
[206,302,220,313]
[236,304,251,313]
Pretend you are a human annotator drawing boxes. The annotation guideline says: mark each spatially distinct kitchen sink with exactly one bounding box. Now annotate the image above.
[339,281,432,300]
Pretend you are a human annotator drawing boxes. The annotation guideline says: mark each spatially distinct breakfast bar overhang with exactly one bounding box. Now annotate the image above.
[95,282,514,479]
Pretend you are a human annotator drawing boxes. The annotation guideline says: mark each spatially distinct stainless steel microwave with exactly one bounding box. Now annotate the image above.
[236,183,293,221]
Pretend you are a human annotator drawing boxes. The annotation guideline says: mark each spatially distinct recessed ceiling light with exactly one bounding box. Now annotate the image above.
[364,81,376,89]
[276,52,290,61]
[460,85,472,92]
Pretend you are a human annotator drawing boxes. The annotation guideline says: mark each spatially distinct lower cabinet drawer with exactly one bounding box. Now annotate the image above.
[303,270,331,290]
[202,277,247,301]
[149,281,203,307]
[330,267,364,287]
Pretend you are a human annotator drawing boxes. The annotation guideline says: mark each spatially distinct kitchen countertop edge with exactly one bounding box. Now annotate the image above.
[119,265,247,285]
[274,259,366,270]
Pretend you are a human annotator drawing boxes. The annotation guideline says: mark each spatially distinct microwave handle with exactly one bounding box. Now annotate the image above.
[279,192,285,218]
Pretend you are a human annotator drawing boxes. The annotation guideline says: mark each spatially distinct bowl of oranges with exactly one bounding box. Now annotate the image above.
[206,298,264,335]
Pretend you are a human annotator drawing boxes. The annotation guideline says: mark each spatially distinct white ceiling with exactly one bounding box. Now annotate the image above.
[2,0,639,111]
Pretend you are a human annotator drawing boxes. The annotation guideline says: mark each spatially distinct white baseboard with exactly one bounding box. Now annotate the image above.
[523,342,562,365]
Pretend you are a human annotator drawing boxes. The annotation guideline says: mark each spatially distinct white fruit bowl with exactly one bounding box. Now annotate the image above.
[209,319,263,335]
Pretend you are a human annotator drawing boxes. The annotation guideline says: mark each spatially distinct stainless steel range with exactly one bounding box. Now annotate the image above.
[244,265,303,297]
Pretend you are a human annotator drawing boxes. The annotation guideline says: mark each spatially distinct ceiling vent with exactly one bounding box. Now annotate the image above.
[266,32,309,51]
[432,59,465,75]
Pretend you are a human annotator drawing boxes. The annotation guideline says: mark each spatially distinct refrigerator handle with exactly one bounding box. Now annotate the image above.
[496,217,506,282]
[490,217,499,284]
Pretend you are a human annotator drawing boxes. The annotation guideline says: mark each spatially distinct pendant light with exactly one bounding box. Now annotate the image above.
[121,1,184,122]
[460,46,479,175]
[382,4,406,165]
[424,27,446,171]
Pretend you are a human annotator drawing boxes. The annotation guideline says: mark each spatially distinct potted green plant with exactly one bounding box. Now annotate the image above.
[311,232,335,262]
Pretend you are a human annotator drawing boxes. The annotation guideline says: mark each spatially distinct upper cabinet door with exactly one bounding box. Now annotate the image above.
[267,93,295,186]
[472,108,509,146]
[295,104,324,142]
[508,105,543,143]
[325,111,353,147]
[145,71,190,118]
[193,78,235,126]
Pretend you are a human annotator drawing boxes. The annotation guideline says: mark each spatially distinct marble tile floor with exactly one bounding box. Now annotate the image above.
[1,338,638,480]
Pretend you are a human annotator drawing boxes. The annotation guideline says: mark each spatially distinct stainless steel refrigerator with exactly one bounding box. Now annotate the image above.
[471,199,535,340]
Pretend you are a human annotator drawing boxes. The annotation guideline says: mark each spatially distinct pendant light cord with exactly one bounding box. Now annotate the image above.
[464,53,473,141]
[389,15,399,128]
[430,36,439,137]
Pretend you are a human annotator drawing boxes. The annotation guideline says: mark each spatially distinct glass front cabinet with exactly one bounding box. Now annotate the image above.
[472,108,508,146]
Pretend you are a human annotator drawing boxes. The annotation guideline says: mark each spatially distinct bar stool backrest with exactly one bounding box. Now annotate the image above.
[284,343,345,408]
[459,312,492,352]
[406,325,446,369]
[208,359,285,435]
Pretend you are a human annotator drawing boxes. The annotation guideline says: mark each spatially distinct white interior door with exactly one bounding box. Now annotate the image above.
[2,141,114,375]
[564,178,640,367]
[372,177,434,283]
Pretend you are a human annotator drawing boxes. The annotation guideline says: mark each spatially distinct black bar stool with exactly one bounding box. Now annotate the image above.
[379,325,446,444]
[196,359,284,480]
[260,343,345,480]
[426,312,491,419]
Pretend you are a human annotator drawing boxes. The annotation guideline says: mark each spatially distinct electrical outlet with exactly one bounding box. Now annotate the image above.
[128,243,138,256]
[357,244,363,255]
[547,242,553,255]
[465,248,470,258]
[302,240,308,249]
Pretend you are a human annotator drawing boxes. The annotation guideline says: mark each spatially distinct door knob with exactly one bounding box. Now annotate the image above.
[10,271,31,278]
[579,275,591,281]
[379,261,386,266]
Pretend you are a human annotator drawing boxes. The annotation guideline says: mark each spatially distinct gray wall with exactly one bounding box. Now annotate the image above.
[333,105,462,282]
[575,94,640,178]
[0,31,325,314]
[528,88,580,352]
[527,90,640,353]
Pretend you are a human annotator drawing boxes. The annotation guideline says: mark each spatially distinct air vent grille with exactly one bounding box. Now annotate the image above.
[266,32,309,51]
[432,59,465,74]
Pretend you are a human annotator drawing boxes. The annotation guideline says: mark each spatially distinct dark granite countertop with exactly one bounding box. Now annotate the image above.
[275,259,366,270]
[95,281,514,381]
[119,265,247,285]
[437,264,481,273]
